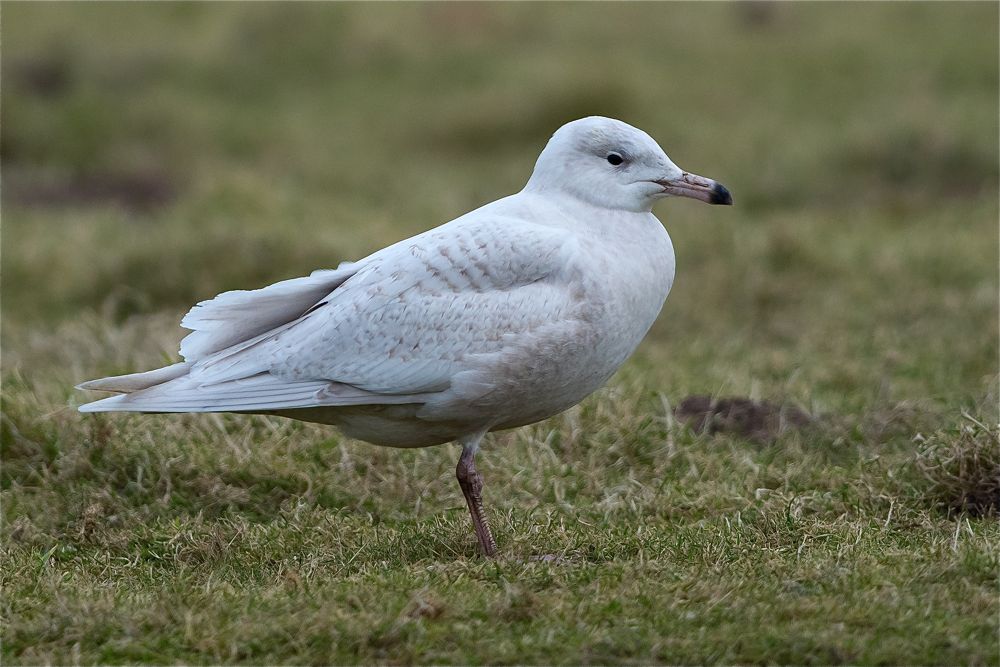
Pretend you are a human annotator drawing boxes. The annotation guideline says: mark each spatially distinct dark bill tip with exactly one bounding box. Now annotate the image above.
[709,182,733,206]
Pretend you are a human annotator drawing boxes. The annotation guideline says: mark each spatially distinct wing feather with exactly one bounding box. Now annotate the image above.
[179,266,356,362]
[78,372,430,413]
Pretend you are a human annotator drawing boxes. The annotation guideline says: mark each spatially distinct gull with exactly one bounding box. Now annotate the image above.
[78,116,732,557]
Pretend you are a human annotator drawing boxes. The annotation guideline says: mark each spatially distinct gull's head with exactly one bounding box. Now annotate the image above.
[524,116,732,213]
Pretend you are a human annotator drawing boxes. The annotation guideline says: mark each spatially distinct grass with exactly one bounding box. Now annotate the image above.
[2,2,999,664]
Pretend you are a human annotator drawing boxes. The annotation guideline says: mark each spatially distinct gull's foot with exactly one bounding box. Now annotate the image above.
[528,554,563,563]
[502,553,573,564]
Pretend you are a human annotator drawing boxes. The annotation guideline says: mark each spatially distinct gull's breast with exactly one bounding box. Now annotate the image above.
[421,212,676,430]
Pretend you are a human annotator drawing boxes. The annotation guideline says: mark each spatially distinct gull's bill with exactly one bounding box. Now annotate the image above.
[655,172,733,205]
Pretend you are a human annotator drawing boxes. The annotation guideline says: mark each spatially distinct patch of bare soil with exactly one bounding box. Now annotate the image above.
[675,395,813,444]
[6,170,176,213]
[8,53,73,98]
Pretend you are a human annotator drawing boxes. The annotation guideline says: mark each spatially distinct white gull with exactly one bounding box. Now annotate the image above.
[78,116,732,557]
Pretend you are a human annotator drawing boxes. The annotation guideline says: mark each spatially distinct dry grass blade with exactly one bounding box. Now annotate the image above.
[914,412,1000,518]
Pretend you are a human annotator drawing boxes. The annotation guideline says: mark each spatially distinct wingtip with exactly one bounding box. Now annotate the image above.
[76,379,125,393]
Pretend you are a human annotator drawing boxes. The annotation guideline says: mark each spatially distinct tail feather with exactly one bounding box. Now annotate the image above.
[76,362,192,394]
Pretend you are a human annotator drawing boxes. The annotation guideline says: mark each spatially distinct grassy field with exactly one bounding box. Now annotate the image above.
[3,3,998,664]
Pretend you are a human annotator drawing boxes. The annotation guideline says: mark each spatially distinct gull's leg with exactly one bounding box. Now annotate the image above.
[456,433,498,558]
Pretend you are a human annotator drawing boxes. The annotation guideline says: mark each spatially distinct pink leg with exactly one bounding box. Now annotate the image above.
[456,442,498,557]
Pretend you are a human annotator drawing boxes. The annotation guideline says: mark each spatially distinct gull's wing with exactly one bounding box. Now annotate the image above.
[191,216,580,391]
[178,263,358,362]
[77,264,356,394]
[80,213,583,414]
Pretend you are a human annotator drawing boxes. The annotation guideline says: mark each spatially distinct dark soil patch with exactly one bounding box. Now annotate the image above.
[6,169,177,213]
[8,53,74,98]
[675,395,813,444]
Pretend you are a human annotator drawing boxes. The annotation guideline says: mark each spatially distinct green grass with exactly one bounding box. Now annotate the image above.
[2,3,998,664]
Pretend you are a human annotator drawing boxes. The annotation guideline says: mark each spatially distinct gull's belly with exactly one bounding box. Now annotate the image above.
[487,332,638,430]
[487,291,666,429]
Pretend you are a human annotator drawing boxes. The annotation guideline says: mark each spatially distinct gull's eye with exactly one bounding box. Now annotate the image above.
[606,152,624,166]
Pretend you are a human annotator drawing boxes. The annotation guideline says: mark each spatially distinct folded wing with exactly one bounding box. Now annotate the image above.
[79,216,581,415]
[179,264,357,362]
